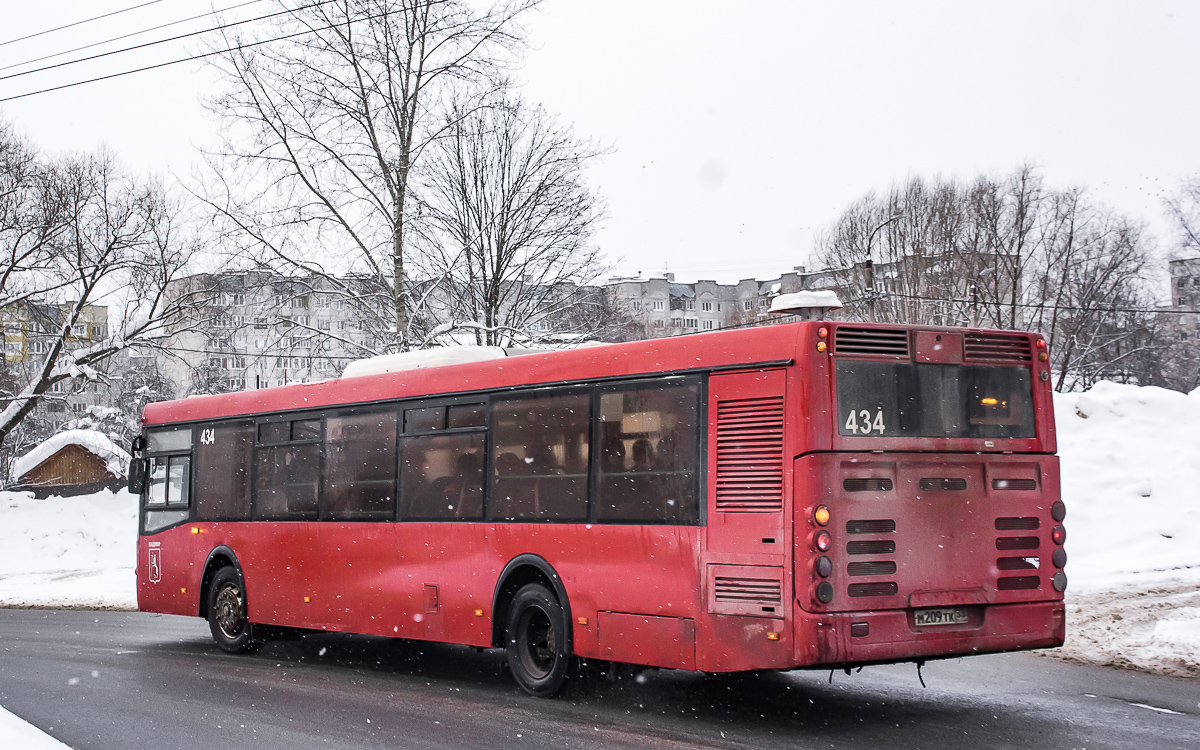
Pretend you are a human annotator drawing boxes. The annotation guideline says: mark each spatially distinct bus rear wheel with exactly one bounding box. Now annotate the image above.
[505,583,570,697]
[207,566,258,654]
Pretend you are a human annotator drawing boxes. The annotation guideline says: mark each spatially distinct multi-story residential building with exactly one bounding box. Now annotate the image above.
[1160,257,1200,388]
[0,301,110,420]
[162,271,393,396]
[607,267,840,339]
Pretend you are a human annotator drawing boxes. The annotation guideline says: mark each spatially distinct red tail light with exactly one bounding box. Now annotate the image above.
[815,530,832,552]
[1051,525,1066,545]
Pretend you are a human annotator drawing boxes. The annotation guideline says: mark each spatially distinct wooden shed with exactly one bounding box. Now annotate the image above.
[10,430,130,497]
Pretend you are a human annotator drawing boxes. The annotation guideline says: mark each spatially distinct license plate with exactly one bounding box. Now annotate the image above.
[913,607,969,627]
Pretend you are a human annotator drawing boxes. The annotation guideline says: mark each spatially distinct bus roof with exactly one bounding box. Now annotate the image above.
[142,322,810,426]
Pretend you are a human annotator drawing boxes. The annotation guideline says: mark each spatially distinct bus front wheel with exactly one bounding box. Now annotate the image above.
[207,566,258,654]
[505,583,570,697]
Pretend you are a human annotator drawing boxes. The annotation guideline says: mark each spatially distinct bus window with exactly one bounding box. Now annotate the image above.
[597,381,700,523]
[490,392,590,522]
[195,422,253,521]
[325,410,398,521]
[147,457,168,506]
[404,407,444,433]
[400,432,485,520]
[254,418,321,520]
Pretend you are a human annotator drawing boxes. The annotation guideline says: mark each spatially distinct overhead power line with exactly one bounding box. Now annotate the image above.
[0,0,367,103]
[0,0,336,84]
[0,0,264,74]
[0,0,168,48]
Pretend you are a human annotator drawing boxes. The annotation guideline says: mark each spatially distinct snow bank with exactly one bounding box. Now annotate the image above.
[0,705,71,749]
[10,429,131,483]
[1052,381,1200,675]
[0,489,137,610]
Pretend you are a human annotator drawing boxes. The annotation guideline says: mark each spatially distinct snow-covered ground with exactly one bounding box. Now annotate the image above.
[0,705,71,749]
[1052,381,1200,676]
[0,381,1196,677]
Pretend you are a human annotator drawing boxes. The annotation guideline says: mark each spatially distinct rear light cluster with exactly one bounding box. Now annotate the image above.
[816,326,829,353]
[812,504,834,603]
[1036,338,1049,362]
[1051,500,1068,592]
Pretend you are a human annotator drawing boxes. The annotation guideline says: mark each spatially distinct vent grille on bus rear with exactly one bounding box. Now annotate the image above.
[996,536,1040,551]
[918,478,967,491]
[995,517,1040,531]
[998,556,1040,571]
[713,576,783,606]
[964,332,1032,362]
[847,561,897,577]
[714,396,785,512]
[843,478,893,492]
[834,326,910,358]
[847,540,896,555]
[992,478,1038,491]
[846,519,896,534]
[848,582,899,597]
[997,576,1041,591]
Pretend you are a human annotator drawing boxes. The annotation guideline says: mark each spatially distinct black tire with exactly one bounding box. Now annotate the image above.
[207,566,258,653]
[505,583,571,697]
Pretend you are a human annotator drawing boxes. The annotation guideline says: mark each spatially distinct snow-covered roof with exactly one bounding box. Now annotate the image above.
[341,346,508,379]
[668,284,694,298]
[768,290,844,314]
[11,429,131,482]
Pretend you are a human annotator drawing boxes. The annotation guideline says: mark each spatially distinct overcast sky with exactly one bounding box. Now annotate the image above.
[2,1,1198,285]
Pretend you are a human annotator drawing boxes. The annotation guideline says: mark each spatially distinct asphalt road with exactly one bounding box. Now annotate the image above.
[0,609,1197,750]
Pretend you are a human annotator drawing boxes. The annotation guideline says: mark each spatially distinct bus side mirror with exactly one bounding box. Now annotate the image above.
[128,458,147,495]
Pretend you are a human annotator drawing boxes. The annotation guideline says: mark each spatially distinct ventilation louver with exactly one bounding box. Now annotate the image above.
[995,517,1040,531]
[844,478,894,492]
[964,332,1032,362]
[714,396,785,511]
[998,576,1041,591]
[833,326,910,358]
[846,519,896,534]
[847,561,897,577]
[992,478,1038,491]
[713,576,783,606]
[848,582,899,597]
[847,540,896,555]
[998,556,1040,570]
[996,536,1040,551]
[919,478,967,491]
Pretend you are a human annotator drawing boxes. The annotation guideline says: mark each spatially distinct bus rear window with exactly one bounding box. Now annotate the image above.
[836,360,1035,439]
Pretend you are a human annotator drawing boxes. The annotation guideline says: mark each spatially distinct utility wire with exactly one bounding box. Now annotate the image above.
[0,0,335,84]
[0,1,373,103]
[0,0,263,74]
[0,0,168,48]
[868,291,1193,316]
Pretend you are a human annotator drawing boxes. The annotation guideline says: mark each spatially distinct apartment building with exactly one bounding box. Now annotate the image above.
[0,301,110,419]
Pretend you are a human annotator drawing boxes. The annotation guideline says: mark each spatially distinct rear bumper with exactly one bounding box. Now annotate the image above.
[793,600,1065,667]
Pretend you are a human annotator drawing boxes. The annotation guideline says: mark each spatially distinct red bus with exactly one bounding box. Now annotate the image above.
[132,321,1066,695]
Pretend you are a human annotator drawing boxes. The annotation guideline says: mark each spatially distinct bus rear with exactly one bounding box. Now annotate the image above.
[793,323,1065,668]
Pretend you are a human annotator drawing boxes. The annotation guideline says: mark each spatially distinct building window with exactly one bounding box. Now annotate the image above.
[701,301,712,312]
[685,318,698,329]
[631,301,641,311]
[759,298,767,308]
[4,341,22,356]
[685,300,695,311]
[317,319,330,330]
[71,402,86,413]
[652,300,664,311]
[292,296,309,308]
[71,324,87,337]
[703,320,715,330]
[653,320,664,328]
[254,318,268,329]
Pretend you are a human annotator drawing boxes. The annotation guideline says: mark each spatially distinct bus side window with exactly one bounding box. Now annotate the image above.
[325,410,398,521]
[490,392,590,522]
[597,381,700,523]
[399,432,485,520]
[195,422,254,521]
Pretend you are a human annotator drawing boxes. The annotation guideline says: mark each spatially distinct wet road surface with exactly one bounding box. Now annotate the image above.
[0,609,1197,749]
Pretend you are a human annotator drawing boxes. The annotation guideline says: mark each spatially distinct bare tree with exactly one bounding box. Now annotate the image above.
[201,0,535,353]
[413,96,610,346]
[0,146,201,460]
[813,168,1161,391]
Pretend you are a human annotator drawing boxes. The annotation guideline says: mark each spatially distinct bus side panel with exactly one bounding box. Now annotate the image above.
[232,522,329,629]
[137,527,203,617]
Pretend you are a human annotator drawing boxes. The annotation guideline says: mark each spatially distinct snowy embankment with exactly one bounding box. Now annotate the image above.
[0,381,1197,674]
[0,489,137,610]
[1052,382,1200,676]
